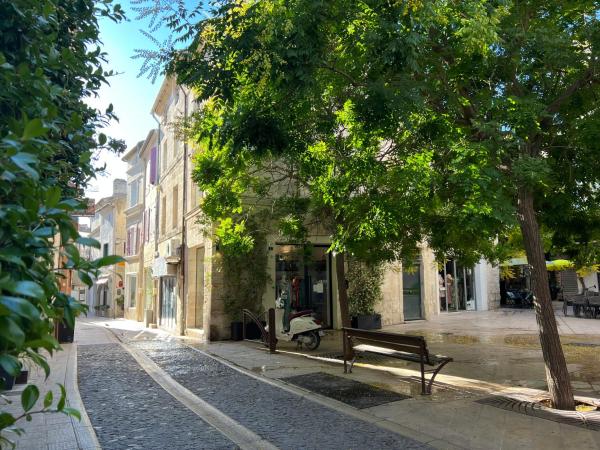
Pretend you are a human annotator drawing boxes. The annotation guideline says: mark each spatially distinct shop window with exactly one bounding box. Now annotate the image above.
[275,244,331,327]
[439,260,475,311]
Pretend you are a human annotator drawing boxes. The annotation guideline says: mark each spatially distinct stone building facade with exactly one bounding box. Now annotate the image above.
[89,179,127,318]
[106,76,501,341]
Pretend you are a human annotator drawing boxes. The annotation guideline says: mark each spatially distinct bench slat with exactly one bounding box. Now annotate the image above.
[350,337,422,355]
[353,344,451,365]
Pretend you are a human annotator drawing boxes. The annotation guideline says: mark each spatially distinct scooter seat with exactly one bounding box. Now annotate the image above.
[288,310,313,321]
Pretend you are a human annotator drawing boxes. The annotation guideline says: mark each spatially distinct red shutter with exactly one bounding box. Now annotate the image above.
[135,224,140,254]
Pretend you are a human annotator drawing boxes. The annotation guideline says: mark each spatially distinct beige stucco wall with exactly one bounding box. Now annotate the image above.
[487,264,501,309]
[378,262,403,325]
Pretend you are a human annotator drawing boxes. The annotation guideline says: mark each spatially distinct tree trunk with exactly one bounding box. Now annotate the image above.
[335,252,351,328]
[517,187,575,410]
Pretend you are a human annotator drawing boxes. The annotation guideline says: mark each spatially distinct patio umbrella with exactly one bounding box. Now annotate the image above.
[546,259,574,271]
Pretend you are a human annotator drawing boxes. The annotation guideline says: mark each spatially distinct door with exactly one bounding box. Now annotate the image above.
[160,276,177,329]
[403,263,422,320]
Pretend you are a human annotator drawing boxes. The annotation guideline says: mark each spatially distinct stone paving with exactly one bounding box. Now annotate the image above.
[77,343,234,450]
[1,342,99,450]
[128,338,429,450]
[279,303,600,397]
[6,312,599,450]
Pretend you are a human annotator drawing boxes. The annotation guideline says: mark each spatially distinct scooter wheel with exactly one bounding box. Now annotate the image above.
[303,331,321,351]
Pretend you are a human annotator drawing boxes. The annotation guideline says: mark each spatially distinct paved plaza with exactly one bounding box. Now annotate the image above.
[4,307,600,449]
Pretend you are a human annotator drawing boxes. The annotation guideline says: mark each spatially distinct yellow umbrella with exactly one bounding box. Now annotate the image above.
[546,259,574,271]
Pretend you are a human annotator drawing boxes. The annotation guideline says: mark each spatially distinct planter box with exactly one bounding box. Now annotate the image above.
[230,322,243,341]
[15,370,28,385]
[245,321,265,340]
[57,320,75,343]
[0,367,15,391]
[351,314,382,330]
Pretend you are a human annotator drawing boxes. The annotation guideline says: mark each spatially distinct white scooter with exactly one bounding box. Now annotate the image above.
[266,298,324,350]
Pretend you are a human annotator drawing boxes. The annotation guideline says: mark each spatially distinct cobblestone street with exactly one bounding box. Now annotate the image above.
[74,321,428,449]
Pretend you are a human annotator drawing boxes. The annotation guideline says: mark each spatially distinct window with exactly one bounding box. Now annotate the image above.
[161,196,166,235]
[102,243,109,257]
[129,179,139,207]
[127,274,137,308]
[126,224,139,256]
[172,185,179,230]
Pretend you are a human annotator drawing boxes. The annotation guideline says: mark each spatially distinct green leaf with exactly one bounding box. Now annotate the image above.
[33,227,54,238]
[61,407,81,421]
[0,296,39,320]
[43,390,53,408]
[12,281,44,299]
[75,237,100,249]
[10,152,39,179]
[26,351,50,378]
[0,354,20,376]
[22,118,46,139]
[0,412,16,428]
[57,384,66,411]
[77,271,93,287]
[95,255,124,267]
[21,385,39,412]
[0,317,25,346]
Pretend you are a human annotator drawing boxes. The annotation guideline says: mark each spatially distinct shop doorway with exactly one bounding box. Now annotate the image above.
[160,276,177,329]
[403,262,423,320]
[440,260,475,311]
[275,244,332,328]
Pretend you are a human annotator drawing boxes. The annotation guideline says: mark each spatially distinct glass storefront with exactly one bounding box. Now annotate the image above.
[439,260,476,311]
[275,244,332,328]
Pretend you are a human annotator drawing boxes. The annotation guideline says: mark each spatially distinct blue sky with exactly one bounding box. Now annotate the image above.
[86,2,169,200]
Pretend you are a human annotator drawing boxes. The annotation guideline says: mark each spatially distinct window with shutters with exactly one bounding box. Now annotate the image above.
[172,185,178,230]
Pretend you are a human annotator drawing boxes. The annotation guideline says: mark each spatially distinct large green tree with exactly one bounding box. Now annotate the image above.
[140,0,600,409]
[0,0,125,443]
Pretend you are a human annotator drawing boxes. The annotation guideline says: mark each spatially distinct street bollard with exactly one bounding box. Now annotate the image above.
[268,308,277,353]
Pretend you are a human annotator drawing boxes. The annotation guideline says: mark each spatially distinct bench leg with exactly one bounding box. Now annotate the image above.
[420,359,426,395]
[425,360,451,394]
[348,356,357,374]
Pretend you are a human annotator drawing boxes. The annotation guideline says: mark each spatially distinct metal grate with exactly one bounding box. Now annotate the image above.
[476,395,600,430]
[282,372,410,409]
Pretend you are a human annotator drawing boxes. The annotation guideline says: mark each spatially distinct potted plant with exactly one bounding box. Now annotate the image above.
[93,304,109,317]
[15,360,30,385]
[115,294,125,310]
[218,225,270,341]
[348,258,384,330]
[0,365,16,391]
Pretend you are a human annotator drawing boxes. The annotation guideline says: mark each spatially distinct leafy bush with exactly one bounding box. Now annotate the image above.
[0,0,124,445]
[347,258,384,316]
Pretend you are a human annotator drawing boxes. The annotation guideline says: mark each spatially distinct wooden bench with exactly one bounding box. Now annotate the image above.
[342,327,453,395]
[563,294,587,317]
[585,295,600,319]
